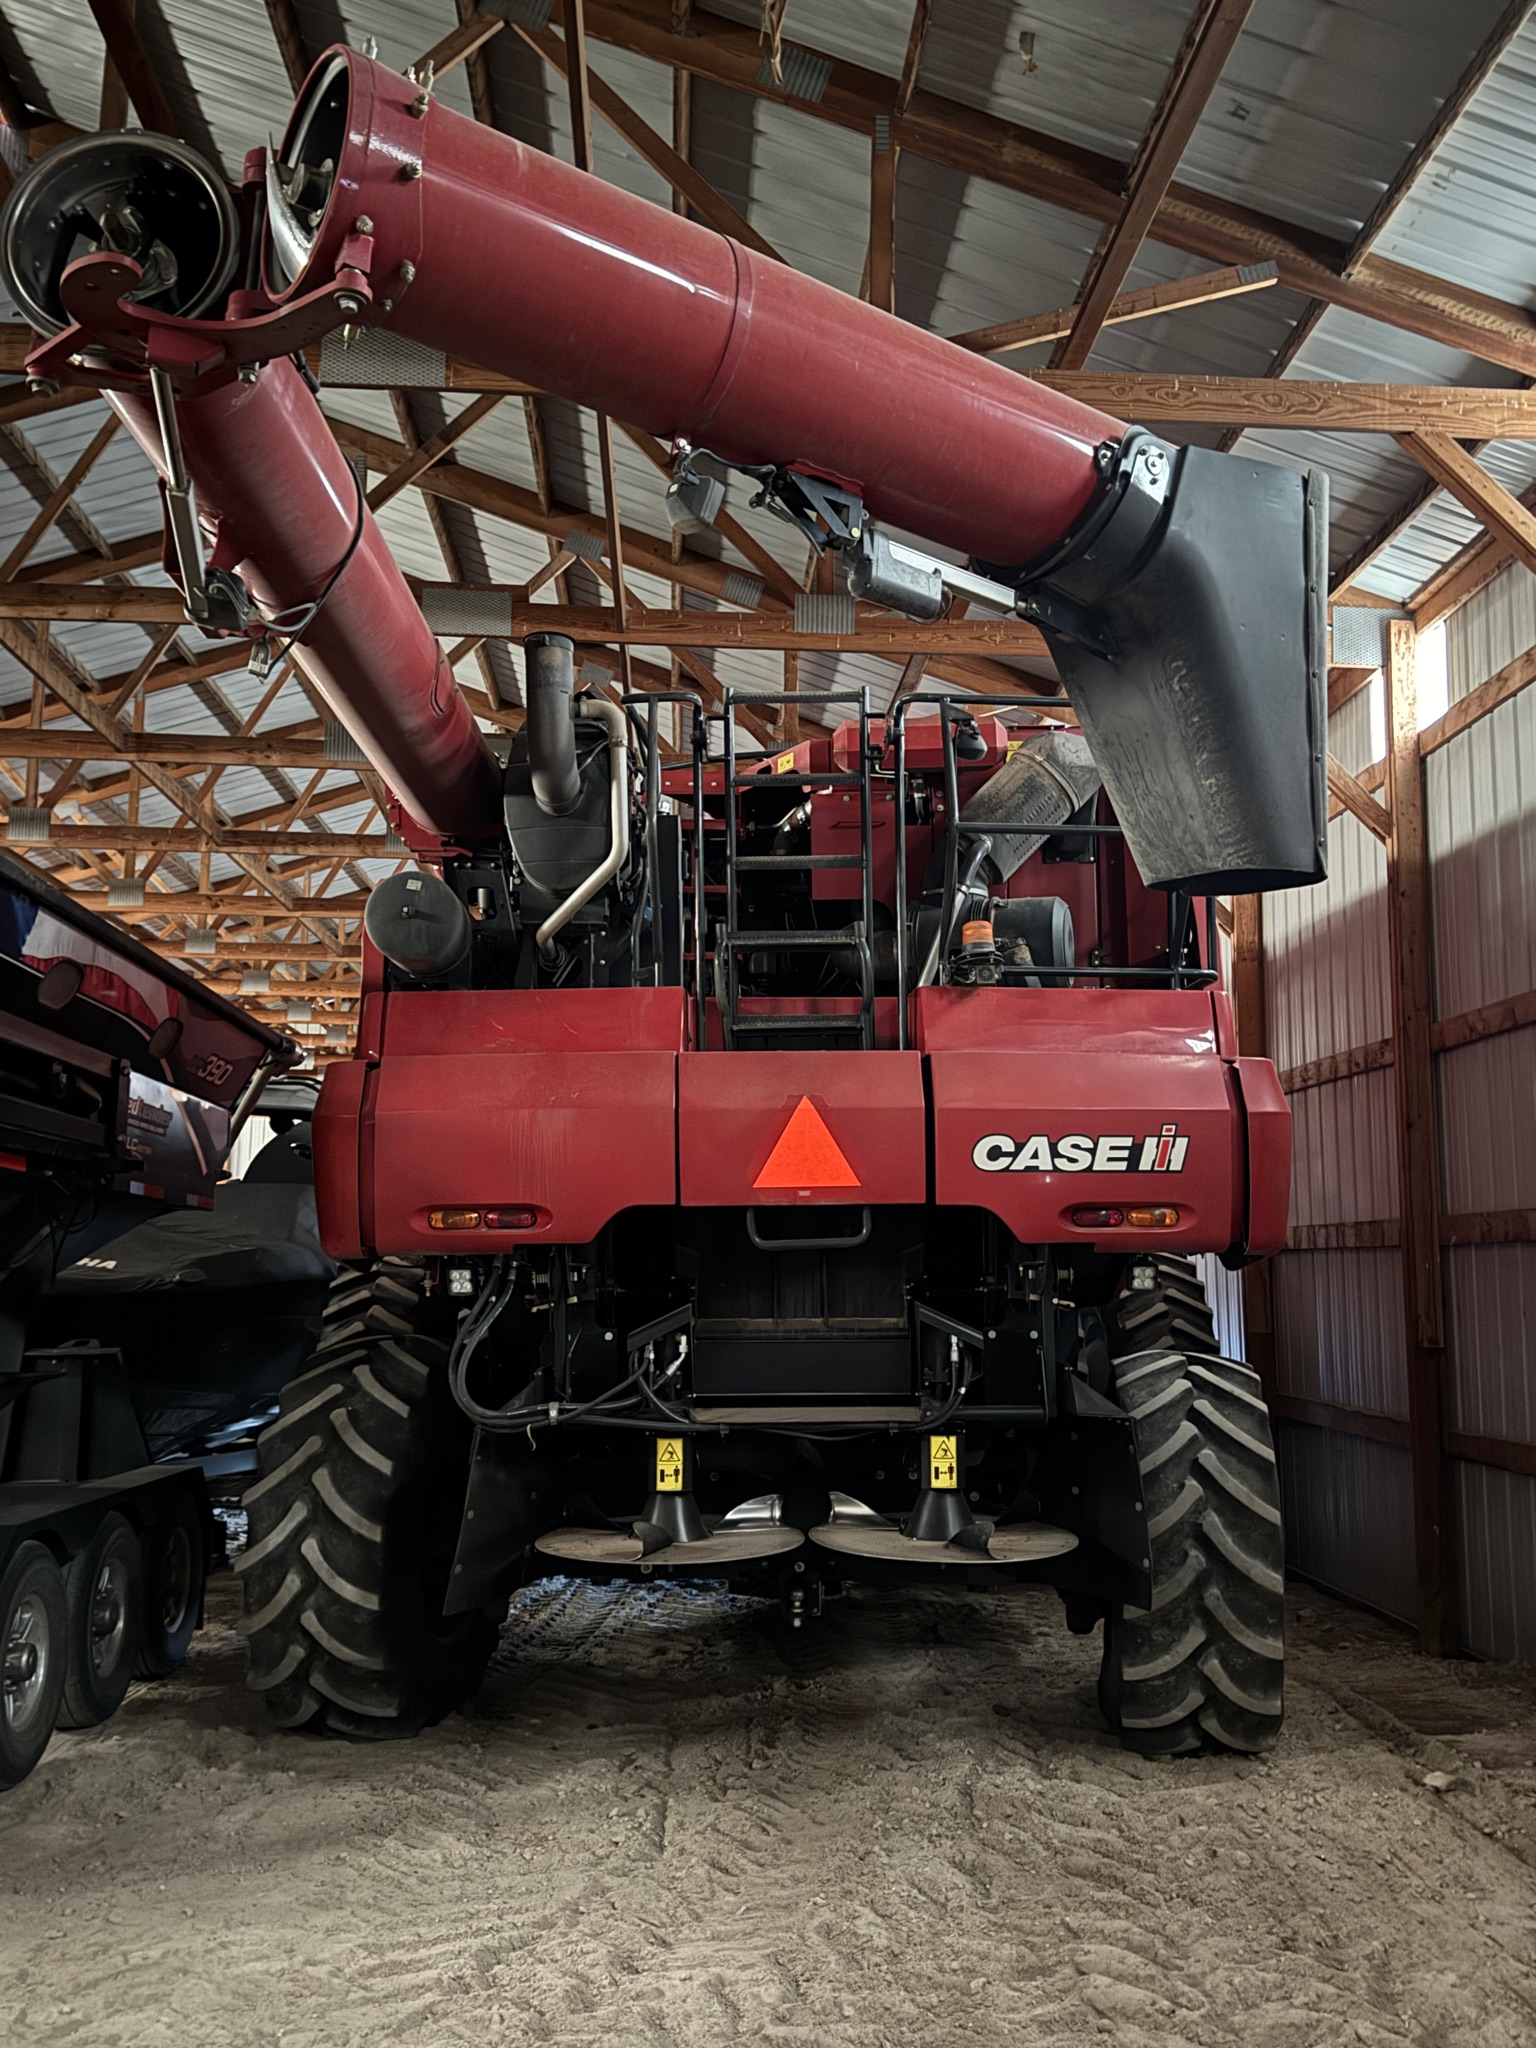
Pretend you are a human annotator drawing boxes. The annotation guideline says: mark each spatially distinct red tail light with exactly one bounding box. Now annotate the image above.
[1071,1206,1124,1228]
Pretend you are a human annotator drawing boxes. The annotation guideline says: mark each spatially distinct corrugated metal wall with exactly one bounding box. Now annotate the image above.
[1263,680,1415,1618]
[1262,567,1536,1660]
[1431,569,1536,1663]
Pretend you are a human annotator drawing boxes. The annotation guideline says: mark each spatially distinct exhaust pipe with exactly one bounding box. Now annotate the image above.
[524,633,581,817]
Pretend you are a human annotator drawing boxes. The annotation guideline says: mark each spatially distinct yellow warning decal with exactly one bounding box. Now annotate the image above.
[929,1435,959,1490]
[1005,739,1025,762]
[655,1438,685,1492]
[774,749,797,774]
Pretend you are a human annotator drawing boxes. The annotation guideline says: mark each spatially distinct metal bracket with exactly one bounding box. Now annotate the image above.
[1015,586,1120,659]
[147,367,253,632]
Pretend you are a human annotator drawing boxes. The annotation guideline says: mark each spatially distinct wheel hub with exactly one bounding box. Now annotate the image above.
[89,1559,128,1676]
[4,1596,53,1732]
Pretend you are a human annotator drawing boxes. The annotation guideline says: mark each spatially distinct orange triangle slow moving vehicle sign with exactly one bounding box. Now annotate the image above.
[753,1096,861,1190]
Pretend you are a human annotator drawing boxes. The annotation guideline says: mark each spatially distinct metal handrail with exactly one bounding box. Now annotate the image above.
[620,688,706,1046]
[715,684,877,1049]
[885,689,1222,1036]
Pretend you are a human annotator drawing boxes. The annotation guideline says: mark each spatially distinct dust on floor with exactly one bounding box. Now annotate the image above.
[3,1573,1534,2048]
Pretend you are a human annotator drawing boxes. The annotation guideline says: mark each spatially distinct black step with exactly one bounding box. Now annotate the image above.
[731,1013,868,1035]
[734,854,864,870]
[732,771,864,789]
[724,930,858,949]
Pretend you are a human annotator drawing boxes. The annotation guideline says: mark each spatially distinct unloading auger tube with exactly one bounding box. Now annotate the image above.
[111,365,502,841]
[0,45,1326,888]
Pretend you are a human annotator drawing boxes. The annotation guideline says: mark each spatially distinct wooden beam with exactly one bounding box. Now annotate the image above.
[365,393,505,512]
[1269,1393,1411,1451]
[12,529,163,586]
[1028,376,1536,437]
[20,827,396,857]
[894,0,932,116]
[868,117,897,315]
[1238,3,1536,463]
[512,19,785,262]
[1347,0,1535,271]
[98,0,132,128]
[1396,430,1536,577]
[1054,0,1257,370]
[951,260,1277,356]
[0,386,101,430]
[1411,498,1536,631]
[580,0,1536,380]
[0,415,119,581]
[84,0,177,136]
[563,0,595,171]
[445,597,1055,658]
[69,890,371,920]
[417,10,505,79]
[262,0,310,90]
[1440,1208,1536,1247]
[318,360,1536,437]
[0,585,192,623]
[1279,1038,1394,1096]
[0,615,303,913]
[1326,754,1391,841]
[1383,618,1455,1656]
[1445,1430,1536,1482]
[0,729,341,768]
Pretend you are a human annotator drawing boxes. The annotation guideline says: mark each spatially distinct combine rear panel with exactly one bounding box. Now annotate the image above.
[0,44,1309,1754]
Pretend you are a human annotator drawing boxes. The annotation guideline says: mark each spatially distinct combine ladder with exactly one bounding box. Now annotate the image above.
[717,685,876,1051]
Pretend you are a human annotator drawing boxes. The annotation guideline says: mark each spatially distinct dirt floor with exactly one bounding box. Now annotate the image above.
[3,1568,1535,2048]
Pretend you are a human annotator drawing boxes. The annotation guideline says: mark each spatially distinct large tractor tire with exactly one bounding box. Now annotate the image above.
[1098,1339,1285,1757]
[237,1258,497,1738]
[1107,1251,1221,1359]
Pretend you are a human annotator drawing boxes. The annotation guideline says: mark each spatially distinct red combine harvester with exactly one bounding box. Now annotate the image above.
[0,45,1325,1755]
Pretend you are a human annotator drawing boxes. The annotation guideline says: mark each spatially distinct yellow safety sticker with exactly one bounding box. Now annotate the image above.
[774,748,797,774]
[1005,739,1025,762]
[655,1438,685,1492]
[929,1434,959,1490]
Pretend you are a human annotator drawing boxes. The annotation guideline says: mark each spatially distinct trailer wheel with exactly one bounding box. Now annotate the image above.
[1,1541,67,1788]
[1108,1252,1220,1358]
[136,1492,204,1679]
[238,1259,497,1739]
[57,1512,143,1730]
[1097,1348,1285,1757]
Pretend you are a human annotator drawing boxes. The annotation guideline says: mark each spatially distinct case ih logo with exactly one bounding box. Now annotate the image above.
[972,1123,1190,1174]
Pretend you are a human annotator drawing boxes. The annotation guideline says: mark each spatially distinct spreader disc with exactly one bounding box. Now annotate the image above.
[535,1527,647,1565]
[535,1525,804,1569]
[807,1520,1078,1565]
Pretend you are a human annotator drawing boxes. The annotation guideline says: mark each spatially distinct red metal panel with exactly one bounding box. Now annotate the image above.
[679,1051,925,1207]
[1234,1055,1292,1255]
[912,984,1224,1054]
[380,986,687,1057]
[313,1056,368,1259]
[112,360,500,841]
[274,49,1124,569]
[929,1043,1242,1253]
[340,988,685,1252]
[367,1048,675,1250]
